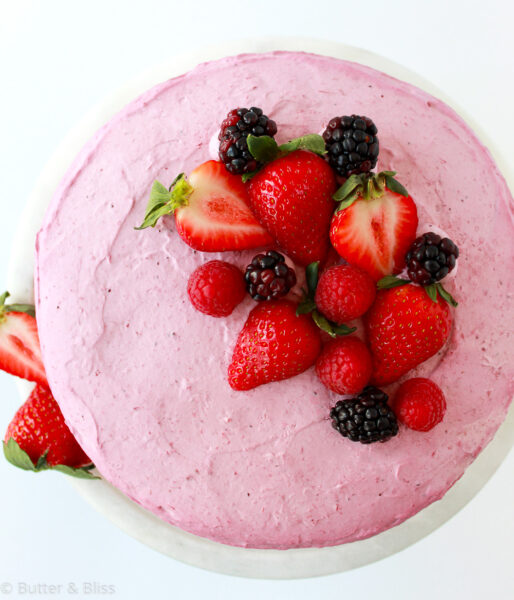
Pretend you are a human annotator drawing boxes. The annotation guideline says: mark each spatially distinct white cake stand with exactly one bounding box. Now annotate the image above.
[8,38,513,579]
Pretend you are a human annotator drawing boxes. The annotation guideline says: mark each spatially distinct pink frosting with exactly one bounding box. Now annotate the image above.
[34,52,513,549]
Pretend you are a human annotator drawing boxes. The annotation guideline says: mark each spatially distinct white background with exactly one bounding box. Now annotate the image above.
[0,0,512,598]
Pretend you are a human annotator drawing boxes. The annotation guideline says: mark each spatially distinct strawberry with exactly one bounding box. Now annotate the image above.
[364,284,452,386]
[0,292,47,386]
[3,384,95,478]
[228,299,322,391]
[330,171,418,281]
[136,160,273,251]
[248,150,337,266]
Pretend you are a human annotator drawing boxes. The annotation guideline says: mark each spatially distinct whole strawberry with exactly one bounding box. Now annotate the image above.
[330,171,418,281]
[248,150,337,266]
[365,285,452,386]
[4,384,95,477]
[228,299,322,390]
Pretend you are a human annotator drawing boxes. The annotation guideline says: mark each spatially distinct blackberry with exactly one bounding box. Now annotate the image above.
[218,107,278,175]
[245,250,296,301]
[322,115,379,177]
[406,232,459,285]
[330,386,399,444]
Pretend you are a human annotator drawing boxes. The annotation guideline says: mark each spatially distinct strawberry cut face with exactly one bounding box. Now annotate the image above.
[0,310,47,386]
[174,160,273,252]
[330,187,418,281]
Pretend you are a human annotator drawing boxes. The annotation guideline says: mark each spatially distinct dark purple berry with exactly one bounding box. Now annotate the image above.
[244,250,296,301]
[322,115,379,177]
[218,107,277,175]
[405,233,459,285]
[330,386,398,444]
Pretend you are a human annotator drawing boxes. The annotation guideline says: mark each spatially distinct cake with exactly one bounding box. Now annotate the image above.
[30,51,512,550]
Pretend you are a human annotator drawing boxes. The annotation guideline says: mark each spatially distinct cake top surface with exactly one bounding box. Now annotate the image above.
[35,51,513,549]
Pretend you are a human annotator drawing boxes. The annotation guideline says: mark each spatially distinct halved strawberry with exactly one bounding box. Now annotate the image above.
[136,160,273,252]
[330,172,418,281]
[0,292,47,386]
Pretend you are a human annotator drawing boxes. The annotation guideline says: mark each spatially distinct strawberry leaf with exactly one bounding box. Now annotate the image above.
[3,438,38,471]
[305,261,320,297]
[278,134,326,157]
[296,299,316,315]
[312,310,356,338]
[0,291,36,317]
[425,283,438,303]
[384,175,409,197]
[3,438,99,479]
[241,170,259,183]
[247,135,280,163]
[377,275,411,290]
[333,175,363,203]
[52,464,99,479]
[436,283,458,307]
[135,175,192,230]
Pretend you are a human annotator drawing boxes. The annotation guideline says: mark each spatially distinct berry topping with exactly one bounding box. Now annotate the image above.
[137,161,273,251]
[248,150,337,266]
[244,250,296,301]
[4,384,95,477]
[228,299,322,391]
[316,336,372,395]
[330,386,399,444]
[365,284,452,386]
[219,107,278,175]
[314,264,376,324]
[330,171,418,281]
[406,232,459,285]
[188,260,246,317]
[323,115,379,177]
[393,378,446,432]
[0,292,47,386]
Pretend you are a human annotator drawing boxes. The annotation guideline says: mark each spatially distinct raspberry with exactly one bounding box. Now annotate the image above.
[316,337,372,395]
[187,260,246,317]
[406,232,459,285]
[244,250,296,301]
[218,107,278,175]
[393,378,446,432]
[330,386,398,444]
[314,264,376,324]
[322,115,379,177]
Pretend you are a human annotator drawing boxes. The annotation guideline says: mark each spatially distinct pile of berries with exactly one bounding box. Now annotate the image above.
[138,106,459,446]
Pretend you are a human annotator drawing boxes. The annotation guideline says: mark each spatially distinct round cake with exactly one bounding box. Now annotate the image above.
[34,51,513,549]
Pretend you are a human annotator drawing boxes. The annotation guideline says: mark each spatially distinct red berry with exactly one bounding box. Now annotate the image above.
[315,337,372,395]
[365,285,452,386]
[314,264,376,324]
[330,174,418,281]
[4,384,91,468]
[248,150,337,266]
[0,294,47,386]
[228,299,322,390]
[393,377,446,431]
[188,261,246,317]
